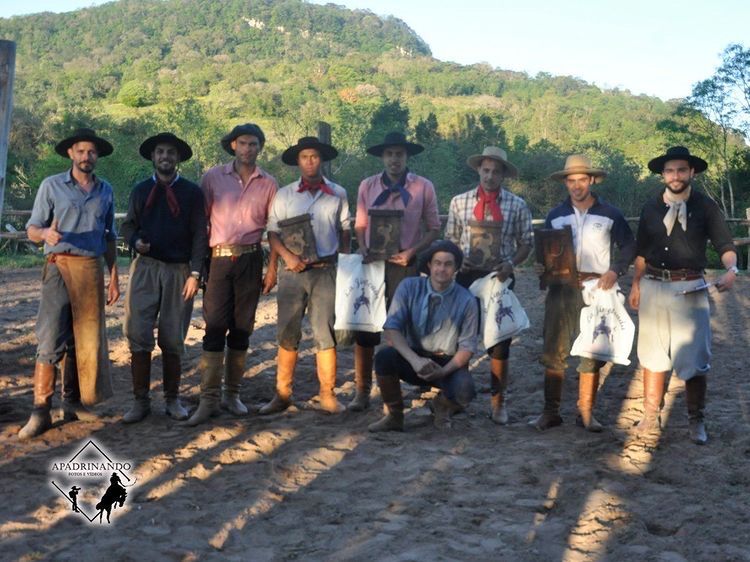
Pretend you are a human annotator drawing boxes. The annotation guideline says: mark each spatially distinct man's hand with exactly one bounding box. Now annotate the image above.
[493,261,513,282]
[628,282,640,311]
[715,270,737,292]
[107,275,120,306]
[388,247,416,267]
[359,246,374,264]
[284,253,308,273]
[262,266,278,295]
[411,356,441,380]
[134,238,151,254]
[44,219,63,246]
[597,270,618,291]
[182,276,199,301]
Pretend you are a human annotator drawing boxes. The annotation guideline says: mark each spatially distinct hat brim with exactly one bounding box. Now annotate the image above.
[466,154,518,178]
[139,134,193,162]
[281,143,338,165]
[55,135,113,158]
[366,141,424,157]
[647,154,708,174]
[549,167,607,183]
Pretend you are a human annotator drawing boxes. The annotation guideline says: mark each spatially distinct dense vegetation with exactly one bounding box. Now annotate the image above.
[1,0,748,224]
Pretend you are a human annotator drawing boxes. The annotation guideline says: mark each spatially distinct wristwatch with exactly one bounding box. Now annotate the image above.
[190,271,201,280]
[726,265,739,275]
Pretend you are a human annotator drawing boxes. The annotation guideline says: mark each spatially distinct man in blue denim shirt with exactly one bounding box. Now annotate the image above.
[369,240,478,432]
[19,128,120,440]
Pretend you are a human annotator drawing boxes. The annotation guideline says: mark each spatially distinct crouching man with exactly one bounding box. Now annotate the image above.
[369,240,478,432]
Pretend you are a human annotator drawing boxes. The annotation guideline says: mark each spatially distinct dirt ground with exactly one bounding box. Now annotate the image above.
[0,265,748,561]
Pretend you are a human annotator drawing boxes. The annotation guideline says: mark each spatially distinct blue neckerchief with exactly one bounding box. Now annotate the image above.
[373,169,411,207]
[418,279,457,336]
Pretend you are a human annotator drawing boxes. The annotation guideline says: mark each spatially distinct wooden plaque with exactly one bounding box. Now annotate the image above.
[278,213,319,263]
[467,219,504,271]
[368,209,403,260]
[534,226,578,289]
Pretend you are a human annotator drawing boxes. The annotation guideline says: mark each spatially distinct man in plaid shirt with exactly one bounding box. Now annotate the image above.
[446,146,533,426]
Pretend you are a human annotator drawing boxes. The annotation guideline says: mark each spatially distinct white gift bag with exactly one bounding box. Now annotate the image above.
[571,279,635,366]
[334,254,387,333]
[469,273,530,350]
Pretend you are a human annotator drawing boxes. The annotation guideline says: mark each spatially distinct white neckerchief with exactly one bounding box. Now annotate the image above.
[663,186,691,236]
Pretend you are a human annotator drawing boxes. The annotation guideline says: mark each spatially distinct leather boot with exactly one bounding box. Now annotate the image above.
[18,363,56,440]
[635,369,667,435]
[489,358,509,425]
[347,344,373,411]
[316,348,344,414]
[685,375,708,445]
[60,348,98,422]
[432,392,462,429]
[186,351,224,426]
[529,369,564,431]
[576,371,603,432]
[221,348,248,416]
[123,351,152,424]
[368,375,404,432]
[162,352,188,421]
[259,348,297,415]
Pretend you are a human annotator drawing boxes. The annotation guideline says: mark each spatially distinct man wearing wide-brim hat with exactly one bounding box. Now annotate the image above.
[628,146,738,445]
[348,131,441,412]
[187,123,279,426]
[19,128,120,439]
[530,154,635,433]
[260,136,351,415]
[119,132,207,424]
[445,146,533,426]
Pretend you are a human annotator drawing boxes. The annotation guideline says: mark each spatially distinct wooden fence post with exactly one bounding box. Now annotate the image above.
[0,40,17,220]
[317,121,332,179]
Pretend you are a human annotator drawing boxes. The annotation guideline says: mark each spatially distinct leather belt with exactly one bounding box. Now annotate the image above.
[644,265,703,282]
[211,243,261,258]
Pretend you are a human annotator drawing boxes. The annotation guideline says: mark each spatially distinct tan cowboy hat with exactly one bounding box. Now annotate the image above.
[466,146,518,178]
[550,154,607,183]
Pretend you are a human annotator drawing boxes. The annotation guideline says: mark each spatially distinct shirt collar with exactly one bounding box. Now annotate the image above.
[381,169,410,189]
[151,173,180,187]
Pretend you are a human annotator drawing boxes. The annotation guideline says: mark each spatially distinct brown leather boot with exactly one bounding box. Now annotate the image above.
[347,344,373,412]
[529,369,564,431]
[489,358,509,425]
[123,351,152,424]
[186,351,224,426]
[60,347,98,422]
[162,352,188,420]
[259,348,297,415]
[316,348,344,414]
[577,371,603,432]
[221,348,248,416]
[368,375,404,432]
[18,363,56,440]
[432,392,462,429]
[635,369,667,435]
[685,375,708,445]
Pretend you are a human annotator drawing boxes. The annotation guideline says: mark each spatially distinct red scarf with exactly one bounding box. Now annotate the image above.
[145,177,180,217]
[473,186,502,222]
[298,178,335,196]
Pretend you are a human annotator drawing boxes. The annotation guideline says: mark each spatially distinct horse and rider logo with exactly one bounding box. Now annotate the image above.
[49,439,135,524]
[592,315,613,343]
[353,286,371,315]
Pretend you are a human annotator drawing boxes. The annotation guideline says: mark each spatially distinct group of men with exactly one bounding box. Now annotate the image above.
[18,124,738,447]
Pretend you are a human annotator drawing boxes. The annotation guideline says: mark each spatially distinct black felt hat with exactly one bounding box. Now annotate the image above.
[139,132,193,162]
[220,123,266,155]
[366,131,424,157]
[281,136,338,165]
[648,146,708,174]
[54,128,113,158]
[418,239,464,274]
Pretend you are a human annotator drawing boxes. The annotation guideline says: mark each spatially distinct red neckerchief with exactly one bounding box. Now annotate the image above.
[473,185,502,222]
[145,175,180,217]
[298,177,335,196]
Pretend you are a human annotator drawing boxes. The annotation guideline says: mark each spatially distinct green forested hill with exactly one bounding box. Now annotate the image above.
[1,0,745,218]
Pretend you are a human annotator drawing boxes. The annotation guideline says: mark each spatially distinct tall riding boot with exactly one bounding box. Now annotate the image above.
[432,392,463,429]
[529,369,564,431]
[635,369,667,434]
[685,375,708,445]
[162,352,188,420]
[489,358,509,425]
[18,363,57,440]
[347,344,373,411]
[186,351,224,426]
[123,351,152,423]
[316,348,345,413]
[368,375,404,432]
[577,371,603,432]
[259,348,297,415]
[221,348,249,416]
[60,347,98,422]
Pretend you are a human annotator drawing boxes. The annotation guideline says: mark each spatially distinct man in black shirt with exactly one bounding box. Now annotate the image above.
[120,133,208,423]
[628,146,738,444]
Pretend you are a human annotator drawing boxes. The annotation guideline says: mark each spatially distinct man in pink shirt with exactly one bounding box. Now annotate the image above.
[187,123,279,426]
[348,132,441,412]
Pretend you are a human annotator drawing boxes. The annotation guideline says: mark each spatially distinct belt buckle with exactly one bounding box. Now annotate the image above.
[660,268,671,281]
